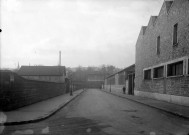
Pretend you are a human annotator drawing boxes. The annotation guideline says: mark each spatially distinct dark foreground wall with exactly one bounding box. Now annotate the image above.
[0,70,68,111]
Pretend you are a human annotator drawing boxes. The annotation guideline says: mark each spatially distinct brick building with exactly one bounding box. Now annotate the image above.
[104,64,135,94]
[18,66,66,83]
[135,0,189,106]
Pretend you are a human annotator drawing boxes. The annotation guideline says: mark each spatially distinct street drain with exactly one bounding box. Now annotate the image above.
[122,110,137,112]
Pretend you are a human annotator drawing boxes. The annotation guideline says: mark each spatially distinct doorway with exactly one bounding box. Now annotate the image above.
[128,73,135,95]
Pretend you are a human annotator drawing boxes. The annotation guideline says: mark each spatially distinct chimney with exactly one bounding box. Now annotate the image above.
[59,51,61,66]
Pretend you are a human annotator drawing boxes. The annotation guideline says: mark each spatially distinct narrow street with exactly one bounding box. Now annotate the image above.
[2,89,189,135]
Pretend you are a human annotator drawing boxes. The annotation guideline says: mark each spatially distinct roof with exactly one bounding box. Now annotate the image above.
[138,0,174,37]
[165,1,173,13]
[17,66,66,76]
[106,64,135,79]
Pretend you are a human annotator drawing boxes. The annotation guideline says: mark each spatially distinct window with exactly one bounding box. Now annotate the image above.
[153,66,164,78]
[173,23,178,46]
[167,61,183,77]
[157,36,160,55]
[144,69,151,80]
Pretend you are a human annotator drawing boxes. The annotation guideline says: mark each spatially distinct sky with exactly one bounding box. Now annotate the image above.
[1,0,164,69]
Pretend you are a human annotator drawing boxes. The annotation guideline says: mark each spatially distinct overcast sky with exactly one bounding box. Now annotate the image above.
[1,0,164,69]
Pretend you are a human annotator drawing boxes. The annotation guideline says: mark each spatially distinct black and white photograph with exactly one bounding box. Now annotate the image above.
[0,0,189,134]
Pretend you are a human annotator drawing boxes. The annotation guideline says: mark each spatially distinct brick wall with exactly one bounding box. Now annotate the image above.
[0,71,68,111]
[135,0,189,97]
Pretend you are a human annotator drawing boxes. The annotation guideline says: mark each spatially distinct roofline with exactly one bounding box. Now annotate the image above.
[18,65,66,76]
[138,0,174,37]
[20,65,66,68]
[105,64,135,79]
[117,64,135,74]
[19,75,63,76]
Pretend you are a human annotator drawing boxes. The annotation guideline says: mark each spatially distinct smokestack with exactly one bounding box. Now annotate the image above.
[59,51,61,66]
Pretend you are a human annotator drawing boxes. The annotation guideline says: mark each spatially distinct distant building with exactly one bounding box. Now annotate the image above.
[104,64,135,94]
[135,0,189,106]
[17,66,66,83]
[87,74,104,82]
[87,73,105,89]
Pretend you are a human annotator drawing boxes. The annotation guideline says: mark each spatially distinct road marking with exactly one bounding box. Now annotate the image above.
[41,126,49,134]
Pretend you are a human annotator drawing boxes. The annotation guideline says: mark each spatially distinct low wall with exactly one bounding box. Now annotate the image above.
[104,85,124,93]
[134,90,189,107]
[0,71,68,111]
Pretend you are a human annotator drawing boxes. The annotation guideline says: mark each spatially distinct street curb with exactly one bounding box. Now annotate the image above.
[101,90,189,120]
[2,90,86,126]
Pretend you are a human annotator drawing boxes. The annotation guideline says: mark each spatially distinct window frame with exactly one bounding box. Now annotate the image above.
[173,23,178,46]
[153,66,164,79]
[186,58,189,75]
[166,60,184,78]
[143,68,152,80]
[143,57,188,80]
[156,36,160,55]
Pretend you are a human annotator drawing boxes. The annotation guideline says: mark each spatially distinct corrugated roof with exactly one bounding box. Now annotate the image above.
[17,66,65,76]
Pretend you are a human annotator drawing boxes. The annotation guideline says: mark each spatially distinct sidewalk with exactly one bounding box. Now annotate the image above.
[102,89,189,119]
[0,89,84,125]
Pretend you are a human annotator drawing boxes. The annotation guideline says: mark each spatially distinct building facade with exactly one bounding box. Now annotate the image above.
[17,66,66,83]
[87,74,105,89]
[87,74,104,82]
[104,64,135,94]
[135,0,189,106]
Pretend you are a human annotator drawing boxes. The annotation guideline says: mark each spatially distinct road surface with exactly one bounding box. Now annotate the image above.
[2,89,189,135]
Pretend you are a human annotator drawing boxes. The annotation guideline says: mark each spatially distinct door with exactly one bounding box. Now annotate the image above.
[128,73,135,95]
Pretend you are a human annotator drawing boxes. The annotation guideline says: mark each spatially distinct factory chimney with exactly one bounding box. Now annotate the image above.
[59,51,61,66]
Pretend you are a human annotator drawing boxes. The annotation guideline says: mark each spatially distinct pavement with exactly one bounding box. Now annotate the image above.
[2,89,189,135]
[102,89,189,119]
[0,89,84,125]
